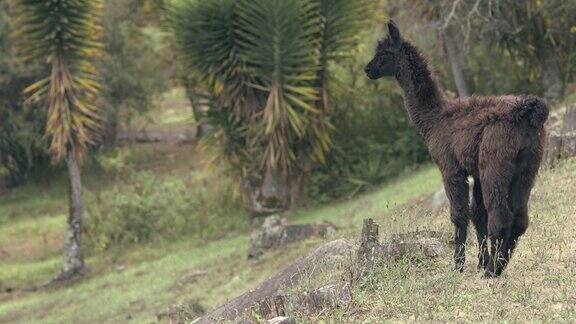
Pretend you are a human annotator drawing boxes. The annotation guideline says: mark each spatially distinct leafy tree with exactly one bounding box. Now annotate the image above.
[100,0,169,144]
[0,2,50,186]
[170,0,370,212]
[479,0,576,102]
[11,0,104,281]
[399,0,474,97]
[419,0,576,102]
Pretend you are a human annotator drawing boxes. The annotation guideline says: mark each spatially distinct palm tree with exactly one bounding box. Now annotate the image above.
[170,0,369,212]
[12,0,103,281]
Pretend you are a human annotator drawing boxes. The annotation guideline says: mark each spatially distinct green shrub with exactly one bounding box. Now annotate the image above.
[0,3,52,187]
[85,171,248,251]
[305,52,429,203]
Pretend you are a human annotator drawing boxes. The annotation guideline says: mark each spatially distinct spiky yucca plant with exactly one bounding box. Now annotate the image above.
[12,0,103,281]
[170,0,369,212]
[170,0,368,212]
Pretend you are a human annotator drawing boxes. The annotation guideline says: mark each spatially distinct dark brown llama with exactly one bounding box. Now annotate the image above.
[365,21,548,277]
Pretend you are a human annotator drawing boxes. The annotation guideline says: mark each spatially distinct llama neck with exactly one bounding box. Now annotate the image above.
[395,42,445,137]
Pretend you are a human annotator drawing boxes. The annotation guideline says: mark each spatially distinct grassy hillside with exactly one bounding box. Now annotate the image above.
[1,88,576,322]
[1,156,576,322]
[335,159,576,322]
[0,149,441,323]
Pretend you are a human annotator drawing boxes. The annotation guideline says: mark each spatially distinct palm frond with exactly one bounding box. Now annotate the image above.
[236,0,321,169]
[12,0,103,161]
[169,0,368,178]
[169,0,257,116]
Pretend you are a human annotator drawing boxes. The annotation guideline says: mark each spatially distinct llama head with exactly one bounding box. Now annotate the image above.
[365,20,402,80]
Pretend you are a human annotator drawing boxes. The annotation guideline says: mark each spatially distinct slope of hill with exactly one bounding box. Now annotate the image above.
[1,156,576,322]
[1,88,575,322]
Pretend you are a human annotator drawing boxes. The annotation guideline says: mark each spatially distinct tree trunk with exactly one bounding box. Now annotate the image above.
[535,41,564,103]
[102,107,119,147]
[243,165,305,215]
[442,26,471,98]
[288,171,304,210]
[54,148,85,282]
[533,12,564,103]
[183,81,212,139]
[257,166,289,214]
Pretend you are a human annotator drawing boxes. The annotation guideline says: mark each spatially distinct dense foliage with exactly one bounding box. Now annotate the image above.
[85,171,247,250]
[0,3,51,186]
[1,0,575,249]
[100,0,169,144]
[170,0,371,211]
[305,40,429,202]
[0,0,170,186]
[11,0,104,161]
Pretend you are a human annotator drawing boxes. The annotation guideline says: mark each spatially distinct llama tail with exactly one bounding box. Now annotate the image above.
[513,96,549,128]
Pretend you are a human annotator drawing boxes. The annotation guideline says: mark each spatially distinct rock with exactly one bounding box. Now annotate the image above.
[355,219,446,278]
[432,187,448,213]
[543,104,576,167]
[248,215,287,259]
[431,179,474,213]
[285,283,352,316]
[544,134,576,166]
[562,105,576,133]
[386,237,445,259]
[196,239,356,323]
[266,316,295,324]
[248,215,338,259]
[158,299,205,324]
[198,219,447,323]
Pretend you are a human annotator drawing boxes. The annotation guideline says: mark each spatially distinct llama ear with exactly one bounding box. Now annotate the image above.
[388,20,401,44]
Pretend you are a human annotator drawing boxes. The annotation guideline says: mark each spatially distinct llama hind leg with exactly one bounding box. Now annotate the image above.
[500,153,539,271]
[502,207,528,268]
[470,178,489,271]
[480,163,515,278]
[487,191,530,276]
[443,170,470,272]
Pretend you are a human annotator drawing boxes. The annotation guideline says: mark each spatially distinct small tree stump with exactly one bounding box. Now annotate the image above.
[356,219,386,274]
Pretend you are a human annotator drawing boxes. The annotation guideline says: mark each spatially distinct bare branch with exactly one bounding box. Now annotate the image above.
[441,0,461,30]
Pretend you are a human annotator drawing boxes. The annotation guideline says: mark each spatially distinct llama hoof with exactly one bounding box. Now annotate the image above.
[483,270,500,279]
[477,260,489,271]
[483,264,503,278]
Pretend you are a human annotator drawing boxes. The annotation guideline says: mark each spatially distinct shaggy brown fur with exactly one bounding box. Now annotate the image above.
[365,21,548,277]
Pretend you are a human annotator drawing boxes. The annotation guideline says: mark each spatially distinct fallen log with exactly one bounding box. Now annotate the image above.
[195,219,446,323]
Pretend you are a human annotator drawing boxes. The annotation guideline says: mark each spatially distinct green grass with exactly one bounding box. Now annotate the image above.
[0,158,441,323]
[319,159,576,323]
[2,154,576,322]
[126,87,194,131]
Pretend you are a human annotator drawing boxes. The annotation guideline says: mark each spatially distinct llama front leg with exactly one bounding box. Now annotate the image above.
[443,170,470,272]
